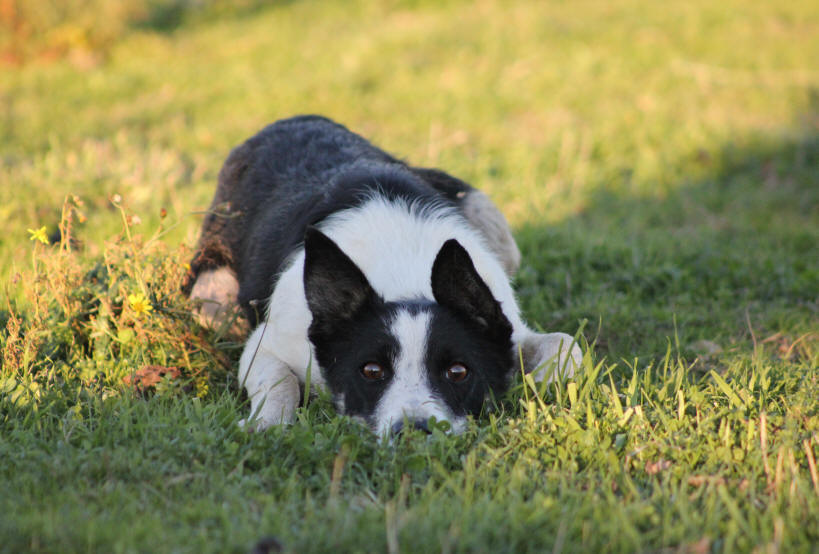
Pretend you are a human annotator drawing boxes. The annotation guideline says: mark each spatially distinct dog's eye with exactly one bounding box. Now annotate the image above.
[445,363,469,383]
[361,362,386,381]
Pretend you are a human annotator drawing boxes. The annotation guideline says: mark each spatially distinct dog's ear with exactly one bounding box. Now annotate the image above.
[431,239,513,342]
[303,226,379,337]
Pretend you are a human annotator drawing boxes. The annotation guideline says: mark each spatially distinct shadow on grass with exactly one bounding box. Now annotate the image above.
[133,0,298,33]
[514,131,819,363]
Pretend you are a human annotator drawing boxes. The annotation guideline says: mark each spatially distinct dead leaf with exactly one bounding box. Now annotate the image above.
[645,459,672,475]
[124,365,181,390]
[687,475,726,487]
[680,536,711,554]
[762,332,817,361]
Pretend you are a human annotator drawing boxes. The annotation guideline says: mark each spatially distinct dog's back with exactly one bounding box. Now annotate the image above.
[188,115,518,326]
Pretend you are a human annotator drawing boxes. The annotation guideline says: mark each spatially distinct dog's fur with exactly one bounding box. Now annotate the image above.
[186,116,581,434]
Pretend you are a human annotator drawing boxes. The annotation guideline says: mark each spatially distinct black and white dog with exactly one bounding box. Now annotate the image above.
[187,116,581,435]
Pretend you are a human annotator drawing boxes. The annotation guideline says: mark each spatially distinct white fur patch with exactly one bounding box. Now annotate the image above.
[371,310,462,435]
[238,324,301,430]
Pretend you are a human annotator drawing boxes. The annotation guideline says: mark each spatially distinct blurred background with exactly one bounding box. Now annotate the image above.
[2,0,817,356]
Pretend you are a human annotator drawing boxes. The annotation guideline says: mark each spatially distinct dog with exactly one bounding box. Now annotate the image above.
[186,115,582,435]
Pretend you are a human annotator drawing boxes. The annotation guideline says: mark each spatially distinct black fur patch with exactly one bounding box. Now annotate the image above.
[310,304,399,422]
[424,305,514,417]
[303,226,382,339]
[431,238,514,343]
[309,300,513,424]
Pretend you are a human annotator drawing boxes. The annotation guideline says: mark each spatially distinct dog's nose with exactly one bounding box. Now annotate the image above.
[391,419,432,435]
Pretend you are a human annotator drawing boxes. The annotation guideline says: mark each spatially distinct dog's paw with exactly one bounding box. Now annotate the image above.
[238,414,292,433]
[520,332,583,382]
[237,418,257,432]
[239,367,300,432]
[238,417,279,433]
[238,406,295,433]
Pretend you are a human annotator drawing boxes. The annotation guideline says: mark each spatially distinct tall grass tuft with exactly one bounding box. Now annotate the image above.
[1,194,235,416]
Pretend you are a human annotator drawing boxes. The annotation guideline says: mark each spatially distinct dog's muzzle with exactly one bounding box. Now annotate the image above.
[390,419,432,435]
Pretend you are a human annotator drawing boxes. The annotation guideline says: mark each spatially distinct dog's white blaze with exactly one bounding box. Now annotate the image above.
[372,310,461,435]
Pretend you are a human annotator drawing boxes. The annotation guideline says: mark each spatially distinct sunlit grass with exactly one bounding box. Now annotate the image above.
[1,0,818,551]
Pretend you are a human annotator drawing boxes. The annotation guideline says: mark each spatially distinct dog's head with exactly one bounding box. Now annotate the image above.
[303,227,514,435]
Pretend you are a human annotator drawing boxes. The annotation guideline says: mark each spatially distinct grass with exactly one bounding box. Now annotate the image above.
[1,0,818,551]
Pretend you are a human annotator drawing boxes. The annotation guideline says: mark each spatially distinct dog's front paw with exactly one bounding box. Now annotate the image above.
[238,408,295,433]
[238,417,285,433]
[240,376,300,432]
[520,332,583,382]
[239,358,301,432]
[238,418,266,432]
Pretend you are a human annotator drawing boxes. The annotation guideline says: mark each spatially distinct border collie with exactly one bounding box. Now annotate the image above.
[186,116,582,435]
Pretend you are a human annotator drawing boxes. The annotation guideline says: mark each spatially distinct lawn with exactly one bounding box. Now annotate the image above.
[1,0,818,552]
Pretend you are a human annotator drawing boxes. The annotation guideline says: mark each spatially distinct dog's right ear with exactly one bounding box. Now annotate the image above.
[303,226,379,337]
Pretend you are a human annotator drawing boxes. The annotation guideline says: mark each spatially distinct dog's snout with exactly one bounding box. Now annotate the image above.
[391,419,432,435]
[412,419,431,433]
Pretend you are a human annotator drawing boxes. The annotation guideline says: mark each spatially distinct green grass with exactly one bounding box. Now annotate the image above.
[2,0,818,552]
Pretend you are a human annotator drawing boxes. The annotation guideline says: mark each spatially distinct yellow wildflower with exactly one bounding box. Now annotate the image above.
[128,293,153,316]
[28,226,49,245]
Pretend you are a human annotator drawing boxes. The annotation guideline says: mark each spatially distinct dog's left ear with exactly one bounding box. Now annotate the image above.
[431,239,513,342]
[303,226,380,338]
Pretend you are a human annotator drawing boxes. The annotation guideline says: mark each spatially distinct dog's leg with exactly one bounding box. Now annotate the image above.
[238,325,300,431]
[185,136,257,331]
[461,190,521,278]
[519,331,583,383]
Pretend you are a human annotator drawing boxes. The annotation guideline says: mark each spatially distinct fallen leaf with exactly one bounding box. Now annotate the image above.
[645,459,672,475]
[124,365,181,390]
[687,475,726,487]
[681,536,711,554]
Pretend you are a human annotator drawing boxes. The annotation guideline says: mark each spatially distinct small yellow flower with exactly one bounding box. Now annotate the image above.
[28,226,49,245]
[128,293,153,316]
